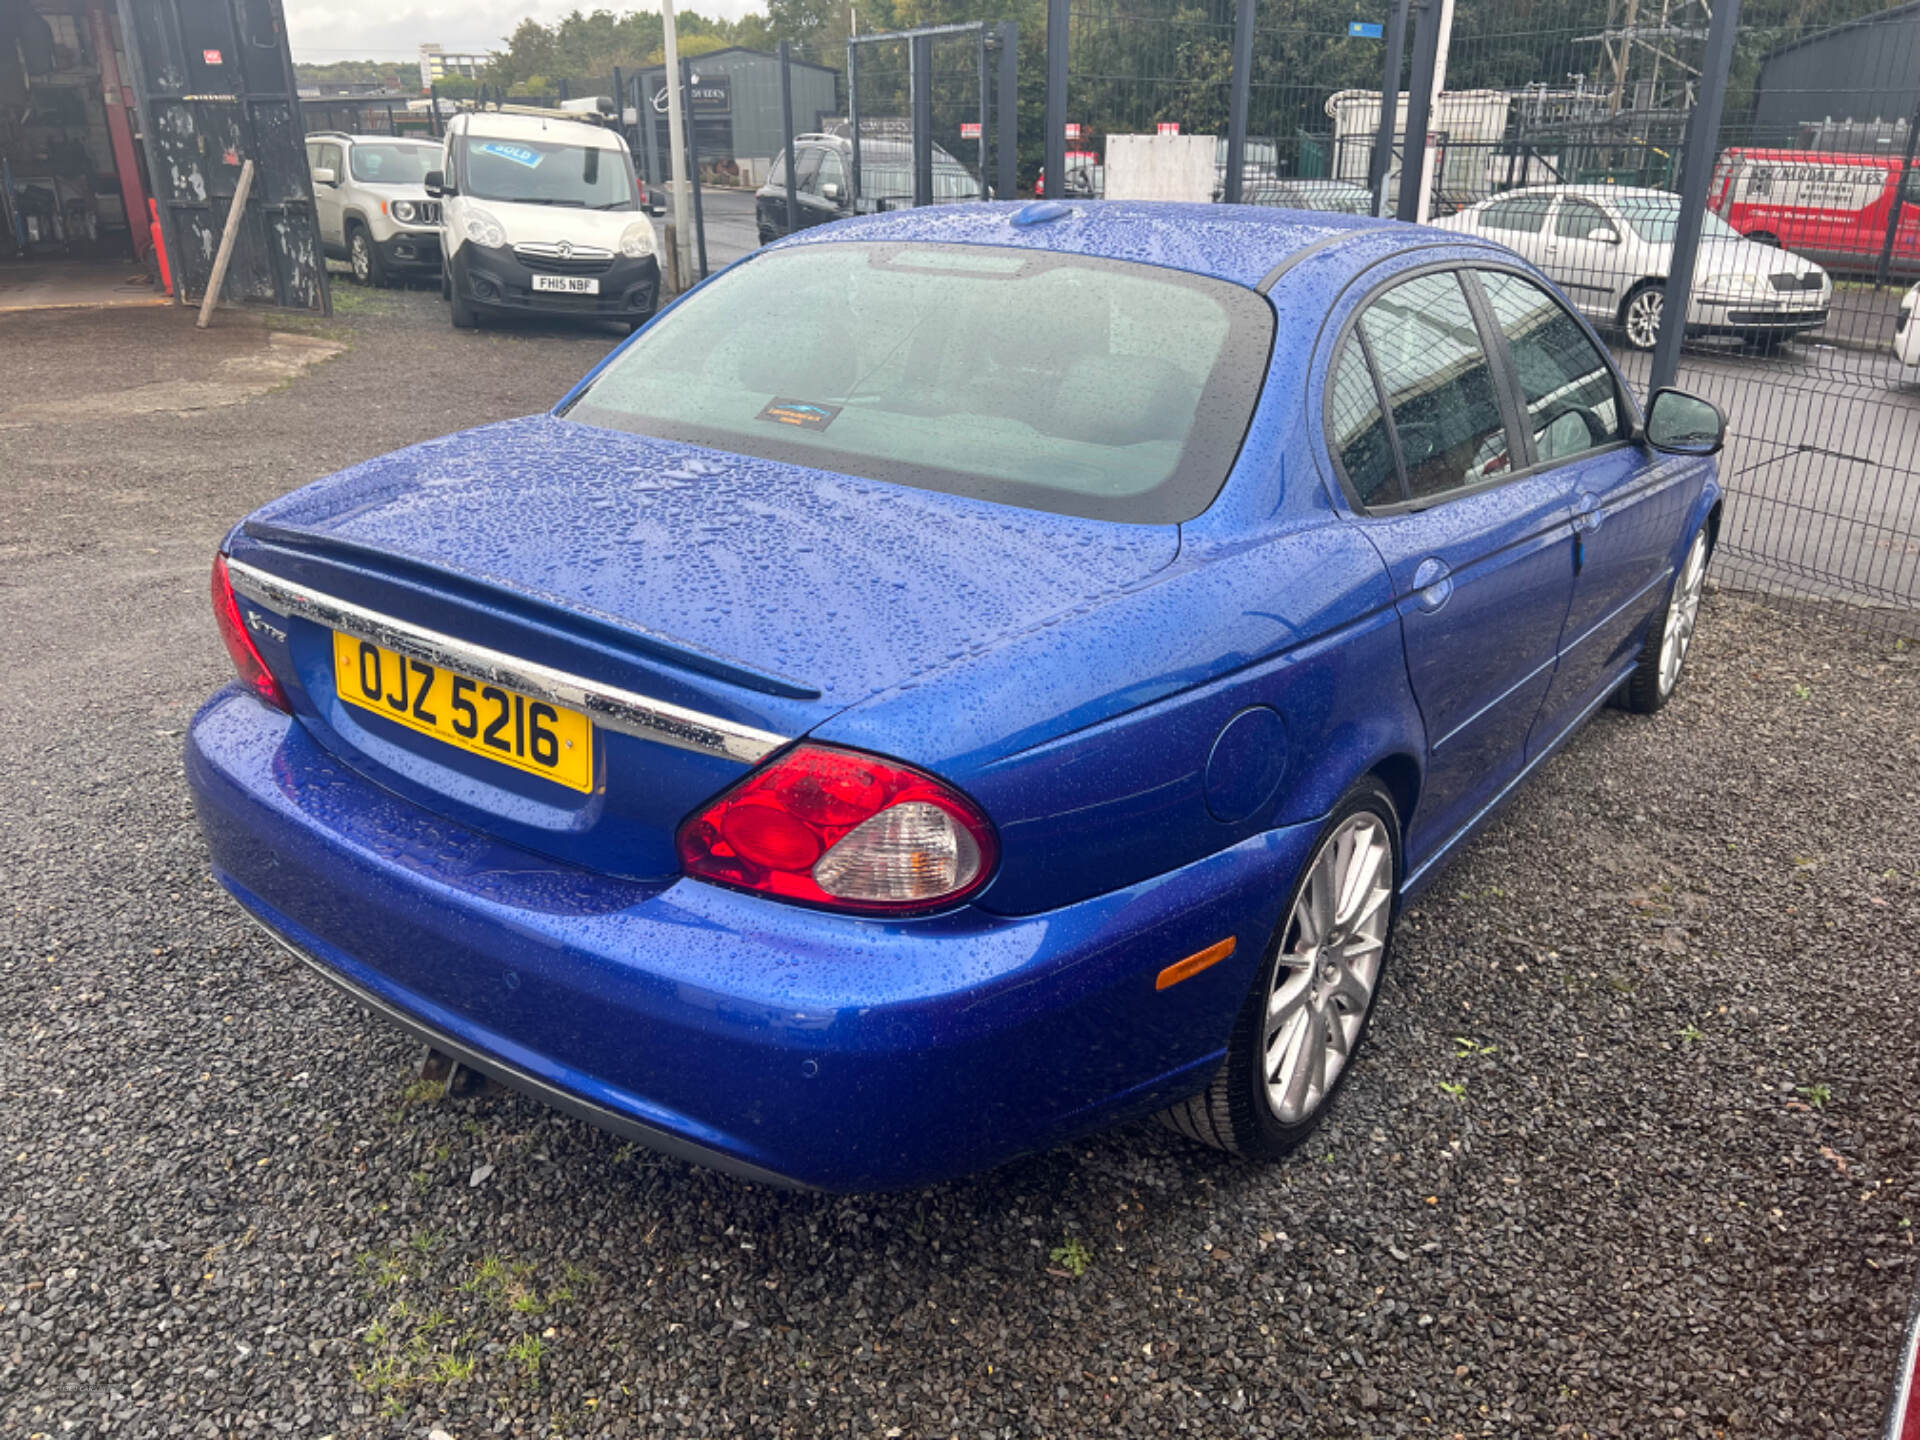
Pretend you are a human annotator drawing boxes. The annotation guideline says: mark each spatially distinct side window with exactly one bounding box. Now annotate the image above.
[1356,271,1513,503]
[1480,195,1551,234]
[1328,343,1400,506]
[323,144,344,178]
[794,147,824,191]
[767,152,787,188]
[1477,270,1626,464]
[1555,197,1617,242]
[813,150,847,198]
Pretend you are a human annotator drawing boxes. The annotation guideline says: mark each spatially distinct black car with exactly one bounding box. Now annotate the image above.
[755,135,983,243]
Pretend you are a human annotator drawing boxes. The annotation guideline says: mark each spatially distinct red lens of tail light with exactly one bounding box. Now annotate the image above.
[677,743,998,914]
[211,554,291,713]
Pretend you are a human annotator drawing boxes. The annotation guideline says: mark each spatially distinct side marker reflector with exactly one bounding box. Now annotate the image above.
[1156,937,1237,991]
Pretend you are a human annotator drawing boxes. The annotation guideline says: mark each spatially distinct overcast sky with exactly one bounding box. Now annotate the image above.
[284,0,762,63]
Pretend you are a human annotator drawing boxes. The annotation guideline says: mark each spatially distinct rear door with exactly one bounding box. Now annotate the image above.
[1540,196,1625,324]
[1327,268,1577,863]
[1465,192,1555,270]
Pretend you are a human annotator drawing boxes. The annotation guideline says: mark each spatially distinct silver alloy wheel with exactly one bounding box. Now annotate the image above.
[1659,530,1708,697]
[1625,287,1664,350]
[351,232,372,283]
[1263,812,1393,1125]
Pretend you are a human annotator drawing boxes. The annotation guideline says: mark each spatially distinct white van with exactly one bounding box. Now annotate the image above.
[427,108,658,331]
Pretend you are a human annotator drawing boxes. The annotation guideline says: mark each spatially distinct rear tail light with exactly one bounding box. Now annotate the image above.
[677,743,997,914]
[211,553,291,713]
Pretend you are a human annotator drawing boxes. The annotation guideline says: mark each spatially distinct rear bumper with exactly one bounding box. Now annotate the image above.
[453,243,658,322]
[185,687,1306,1190]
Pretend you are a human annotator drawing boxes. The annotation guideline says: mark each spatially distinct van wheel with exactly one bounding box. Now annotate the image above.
[1620,281,1664,351]
[348,225,385,287]
[1160,779,1400,1160]
[450,283,479,329]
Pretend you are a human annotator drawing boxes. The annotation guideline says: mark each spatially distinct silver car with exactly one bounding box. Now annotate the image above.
[1435,184,1831,350]
[305,133,445,286]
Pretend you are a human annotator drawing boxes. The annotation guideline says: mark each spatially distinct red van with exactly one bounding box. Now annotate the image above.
[1711,148,1920,274]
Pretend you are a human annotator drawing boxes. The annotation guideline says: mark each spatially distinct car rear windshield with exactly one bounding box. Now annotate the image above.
[566,242,1274,523]
[459,135,634,209]
[350,144,438,184]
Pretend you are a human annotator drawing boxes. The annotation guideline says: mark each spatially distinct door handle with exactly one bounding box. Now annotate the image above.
[1572,492,1602,533]
[1411,556,1453,613]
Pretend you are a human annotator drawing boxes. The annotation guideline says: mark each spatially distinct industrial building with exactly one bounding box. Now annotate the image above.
[631,47,839,188]
[1751,2,1920,148]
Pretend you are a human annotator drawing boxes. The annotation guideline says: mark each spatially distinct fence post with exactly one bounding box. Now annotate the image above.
[779,41,799,232]
[1225,0,1254,203]
[848,41,863,208]
[640,72,661,190]
[1649,0,1741,393]
[1395,0,1441,222]
[1368,0,1409,216]
[1045,0,1068,201]
[682,56,709,278]
[978,28,991,189]
[910,32,934,206]
[1877,101,1920,287]
[997,21,1019,201]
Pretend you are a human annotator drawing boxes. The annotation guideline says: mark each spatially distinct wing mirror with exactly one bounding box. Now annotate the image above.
[1588,226,1621,244]
[821,181,843,204]
[311,166,337,186]
[423,169,446,198]
[1644,387,1726,455]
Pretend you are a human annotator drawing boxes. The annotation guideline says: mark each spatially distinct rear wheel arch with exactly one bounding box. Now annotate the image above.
[1704,498,1723,554]
[1366,752,1421,869]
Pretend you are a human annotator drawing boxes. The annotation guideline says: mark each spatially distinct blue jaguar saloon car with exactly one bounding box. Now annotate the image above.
[188,201,1725,1191]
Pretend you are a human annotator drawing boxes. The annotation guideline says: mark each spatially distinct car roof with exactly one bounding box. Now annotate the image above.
[457,111,624,148]
[766,200,1416,290]
[1483,183,1676,203]
[798,135,971,169]
[1721,146,1901,165]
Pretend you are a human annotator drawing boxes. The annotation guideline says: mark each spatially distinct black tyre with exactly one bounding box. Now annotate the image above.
[1162,779,1401,1160]
[348,225,385,287]
[449,281,479,330]
[1620,527,1709,714]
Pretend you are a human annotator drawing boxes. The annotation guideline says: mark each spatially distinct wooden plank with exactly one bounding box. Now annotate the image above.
[197,158,256,329]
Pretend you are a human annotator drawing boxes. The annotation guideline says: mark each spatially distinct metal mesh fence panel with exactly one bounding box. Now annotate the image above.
[1059,0,1912,637]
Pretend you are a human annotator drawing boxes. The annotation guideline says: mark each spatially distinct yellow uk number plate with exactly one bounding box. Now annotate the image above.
[332,632,594,793]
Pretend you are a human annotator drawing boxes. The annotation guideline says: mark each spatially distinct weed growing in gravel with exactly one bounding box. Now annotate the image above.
[1793,683,1813,700]
[1452,1037,1496,1059]
[1438,1080,1468,1099]
[508,1332,546,1377]
[1797,1082,1834,1108]
[1679,1023,1705,1044]
[1050,1236,1093,1277]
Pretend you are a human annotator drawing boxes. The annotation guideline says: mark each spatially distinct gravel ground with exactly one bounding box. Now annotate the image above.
[3,284,1918,1440]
